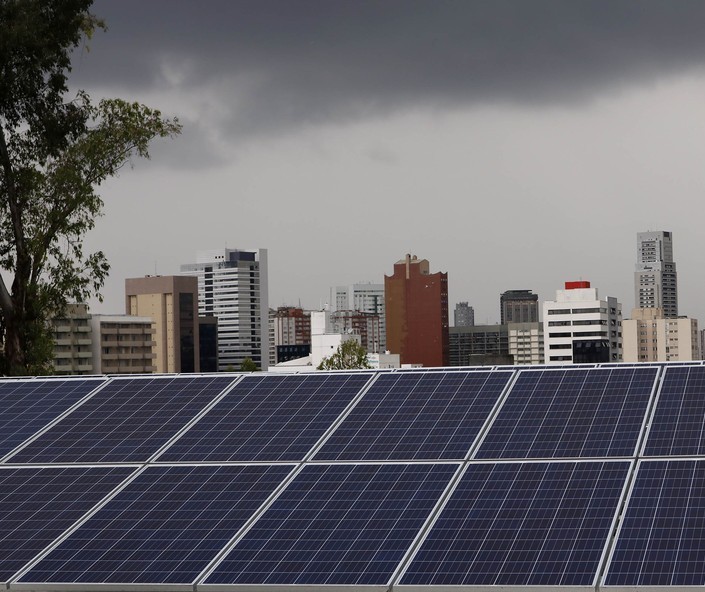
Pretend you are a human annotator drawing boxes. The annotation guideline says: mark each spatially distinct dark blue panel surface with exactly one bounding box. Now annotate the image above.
[644,366,705,456]
[158,373,370,462]
[205,463,458,586]
[19,464,293,585]
[0,466,136,583]
[7,376,234,463]
[401,461,629,587]
[314,371,512,461]
[606,459,705,586]
[0,378,104,458]
[476,367,656,459]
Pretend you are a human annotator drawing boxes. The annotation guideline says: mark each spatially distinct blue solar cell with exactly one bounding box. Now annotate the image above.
[644,366,705,456]
[205,463,458,586]
[6,376,235,463]
[400,460,629,587]
[476,367,657,459]
[158,373,371,462]
[0,378,104,458]
[19,464,294,585]
[0,465,136,583]
[314,370,512,461]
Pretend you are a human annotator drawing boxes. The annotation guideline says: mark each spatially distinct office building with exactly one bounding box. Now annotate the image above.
[449,325,510,366]
[332,283,386,350]
[543,281,622,365]
[51,303,93,375]
[198,315,219,372]
[385,254,449,367]
[181,248,269,371]
[90,315,156,374]
[623,308,700,362]
[454,302,474,327]
[500,290,539,325]
[508,322,544,365]
[635,231,678,317]
[125,275,200,373]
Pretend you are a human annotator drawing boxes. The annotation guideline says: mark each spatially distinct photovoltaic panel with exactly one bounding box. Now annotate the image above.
[605,459,705,587]
[6,376,235,464]
[399,460,629,588]
[644,366,705,456]
[157,373,371,462]
[204,463,459,586]
[19,464,294,586]
[0,465,136,583]
[475,367,657,459]
[0,378,104,459]
[313,370,513,461]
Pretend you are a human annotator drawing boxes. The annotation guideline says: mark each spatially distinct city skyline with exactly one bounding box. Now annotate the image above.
[76,1,705,325]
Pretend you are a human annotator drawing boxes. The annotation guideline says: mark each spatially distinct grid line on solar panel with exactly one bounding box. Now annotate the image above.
[202,463,460,586]
[17,464,295,586]
[5,375,236,464]
[604,458,705,587]
[643,366,705,457]
[0,378,106,461]
[156,373,372,463]
[312,370,514,461]
[397,460,631,588]
[475,367,658,460]
[0,465,138,584]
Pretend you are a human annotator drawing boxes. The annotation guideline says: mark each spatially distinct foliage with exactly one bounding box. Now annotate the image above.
[317,338,371,371]
[240,357,258,372]
[0,0,181,375]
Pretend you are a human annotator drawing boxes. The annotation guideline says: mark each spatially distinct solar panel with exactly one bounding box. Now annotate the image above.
[157,373,371,462]
[399,460,630,587]
[644,366,705,456]
[0,465,136,584]
[475,367,657,459]
[204,463,459,586]
[6,376,235,464]
[18,464,294,586]
[0,379,105,459]
[313,370,513,461]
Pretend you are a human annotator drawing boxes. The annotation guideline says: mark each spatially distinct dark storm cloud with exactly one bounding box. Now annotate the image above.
[77,0,705,137]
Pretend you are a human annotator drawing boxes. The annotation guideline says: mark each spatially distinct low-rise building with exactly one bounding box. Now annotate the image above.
[508,322,544,365]
[623,308,700,362]
[90,315,156,374]
[52,304,93,375]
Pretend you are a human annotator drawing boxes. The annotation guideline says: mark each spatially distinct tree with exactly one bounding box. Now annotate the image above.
[317,339,372,371]
[240,357,258,372]
[0,0,181,375]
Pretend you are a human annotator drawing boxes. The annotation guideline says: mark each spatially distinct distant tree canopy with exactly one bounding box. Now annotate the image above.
[240,357,258,372]
[317,339,371,371]
[0,0,180,375]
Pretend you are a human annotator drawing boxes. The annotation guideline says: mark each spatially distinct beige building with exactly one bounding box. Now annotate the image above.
[125,276,200,373]
[623,308,700,362]
[52,303,93,375]
[508,322,544,365]
[90,315,156,374]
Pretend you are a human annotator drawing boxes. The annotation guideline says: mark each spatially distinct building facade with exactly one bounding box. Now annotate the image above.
[635,230,678,318]
[543,281,622,365]
[500,290,539,325]
[330,310,382,354]
[449,325,510,366]
[623,307,700,362]
[332,283,386,350]
[385,254,449,367]
[508,322,544,365]
[181,248,269,371]
[90,315,156,374]
[454,302,475,327]
[52,304,93,375]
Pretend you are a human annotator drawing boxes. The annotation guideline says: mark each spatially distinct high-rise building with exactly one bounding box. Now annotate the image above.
[90,315,156,374]
[332,283,385,350]
[330,310,382,354]
[125,275,200,373]
[273,307,311,363]
[500,290,539,325]
[454,302,474,327]
[385,254,449,367]
[52,303,93,375]
[635,231,678,318]
[508,322,544,365]
[623,308,700,362]
[181,248,269,371]
[449,325,510,366]
[543,281,622,365]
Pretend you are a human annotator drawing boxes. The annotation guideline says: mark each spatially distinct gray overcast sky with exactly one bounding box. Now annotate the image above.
[79,0,705,324]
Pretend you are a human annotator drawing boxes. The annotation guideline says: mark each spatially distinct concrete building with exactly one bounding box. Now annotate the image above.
[449,325,510,366]
[454,302,474,327]
[198,315,219,372]
[310,310,360,369]
[330,310,382,354]
[332,283,386,350]
[125,275,200,373]
[500,290,539,325]
[635,230,678,318]
[51,304,93,375]
[623,308,700,362]
[508,322,544,365]
[543,281,622,365]
[90,315,156,374]
[385,254,449,367]
[181,248,269,371]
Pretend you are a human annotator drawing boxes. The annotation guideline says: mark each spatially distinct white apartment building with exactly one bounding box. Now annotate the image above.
[543,281,622,365]
[623,308,700,362]
[332,283,385,350]
[508,322,544,365]
[635,230,678,318]
[181,248,269,371]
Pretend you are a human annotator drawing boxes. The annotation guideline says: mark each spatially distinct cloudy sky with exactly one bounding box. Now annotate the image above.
[75,0,705,324]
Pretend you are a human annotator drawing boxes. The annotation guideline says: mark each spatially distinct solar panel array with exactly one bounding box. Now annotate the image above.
[0,363,704,591]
